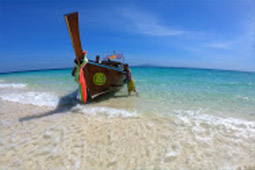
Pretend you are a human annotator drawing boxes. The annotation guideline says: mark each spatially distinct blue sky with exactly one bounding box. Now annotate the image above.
[0,0,254,73]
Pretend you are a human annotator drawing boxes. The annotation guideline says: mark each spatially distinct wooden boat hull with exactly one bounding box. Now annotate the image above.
[83,62,126,99]
[64,12,127,101]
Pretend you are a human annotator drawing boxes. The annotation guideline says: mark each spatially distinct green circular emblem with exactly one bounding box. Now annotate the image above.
[93,72,106,86]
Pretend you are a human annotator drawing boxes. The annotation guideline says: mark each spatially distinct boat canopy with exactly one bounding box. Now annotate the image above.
[103,54,124,60]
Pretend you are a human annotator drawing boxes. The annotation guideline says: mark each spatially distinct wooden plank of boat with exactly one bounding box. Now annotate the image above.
[84,62,126,99]
[64,12,84,63]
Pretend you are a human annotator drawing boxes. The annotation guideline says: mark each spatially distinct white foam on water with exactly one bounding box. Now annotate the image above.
[0,83,27,88]
[71,104,137,118]
[236,95,249,100]
[168,109,255,169]
[0,91,59,107]
[174,109,255,140]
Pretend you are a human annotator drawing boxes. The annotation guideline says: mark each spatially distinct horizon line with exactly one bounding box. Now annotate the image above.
[0,65,254,75]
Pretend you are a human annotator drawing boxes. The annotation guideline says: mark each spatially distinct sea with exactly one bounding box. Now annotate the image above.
[0,67,255,169]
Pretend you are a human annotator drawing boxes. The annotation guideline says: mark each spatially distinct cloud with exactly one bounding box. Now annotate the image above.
[203,40,236,49]
[202,19,255,50]
[120,9,186,36]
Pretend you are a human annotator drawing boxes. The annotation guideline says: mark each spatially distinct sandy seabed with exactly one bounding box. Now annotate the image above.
[0,100,254,170]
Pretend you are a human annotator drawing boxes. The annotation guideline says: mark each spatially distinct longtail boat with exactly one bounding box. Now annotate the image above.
[64,12,127,103]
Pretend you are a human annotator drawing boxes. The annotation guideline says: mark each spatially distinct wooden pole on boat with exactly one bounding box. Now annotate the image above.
[64,12,84,63]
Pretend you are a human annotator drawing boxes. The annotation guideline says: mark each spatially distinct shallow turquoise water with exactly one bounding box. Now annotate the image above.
[133,68,255,119]
[0,67,254,120]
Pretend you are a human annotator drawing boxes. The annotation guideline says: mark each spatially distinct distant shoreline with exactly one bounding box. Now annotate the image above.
[0,65,254,75]
[131,65,255,74]
[0,67,73,75]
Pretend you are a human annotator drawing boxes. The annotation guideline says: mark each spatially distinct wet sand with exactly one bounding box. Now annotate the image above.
[0,101,254,170]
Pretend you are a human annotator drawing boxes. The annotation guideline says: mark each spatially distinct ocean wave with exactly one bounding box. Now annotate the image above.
[71,104,137,118]
[0,83,27,88]
[174,109,255,140]
[0,91,59,107]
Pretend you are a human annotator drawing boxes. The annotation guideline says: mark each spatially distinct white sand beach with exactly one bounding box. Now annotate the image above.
[0,100,254,170]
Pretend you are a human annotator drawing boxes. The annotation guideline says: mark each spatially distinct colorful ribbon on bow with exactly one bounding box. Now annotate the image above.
[76,55,88,103]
